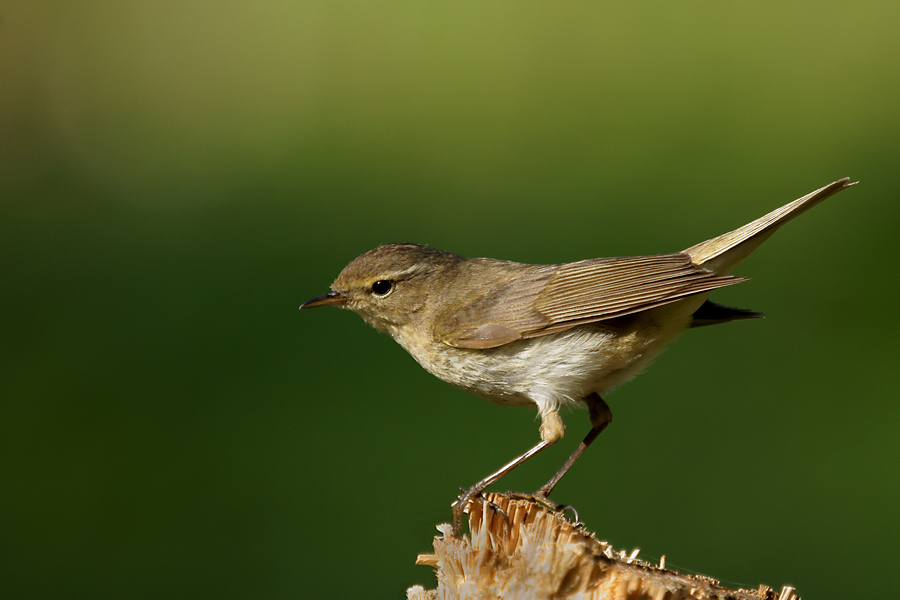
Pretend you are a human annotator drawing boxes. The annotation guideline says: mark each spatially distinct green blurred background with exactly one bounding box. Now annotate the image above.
[2,2,898,598]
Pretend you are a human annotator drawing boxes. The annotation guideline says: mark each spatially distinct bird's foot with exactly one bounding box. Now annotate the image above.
[506,490,580,524]
[451,487,509,537]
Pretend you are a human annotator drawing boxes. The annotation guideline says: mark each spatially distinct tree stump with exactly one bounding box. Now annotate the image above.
[408,493,799,600]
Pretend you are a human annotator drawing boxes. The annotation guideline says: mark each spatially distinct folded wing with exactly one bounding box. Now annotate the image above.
[438,253,743,349]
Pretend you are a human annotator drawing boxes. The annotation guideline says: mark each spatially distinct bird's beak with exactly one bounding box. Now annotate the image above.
[300,290,348,309]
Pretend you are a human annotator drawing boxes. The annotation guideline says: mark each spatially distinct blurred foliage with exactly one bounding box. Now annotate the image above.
[2,2,899,598]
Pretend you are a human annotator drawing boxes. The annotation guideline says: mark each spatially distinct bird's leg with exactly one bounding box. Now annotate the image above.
[451,411,564,536]
[516,394,612,512]
[452,439,552,535]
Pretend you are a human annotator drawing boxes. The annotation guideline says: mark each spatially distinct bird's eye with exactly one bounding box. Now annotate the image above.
[371,280,393,297]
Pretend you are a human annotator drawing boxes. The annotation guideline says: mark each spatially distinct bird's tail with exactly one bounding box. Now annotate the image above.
[683,178,856,275]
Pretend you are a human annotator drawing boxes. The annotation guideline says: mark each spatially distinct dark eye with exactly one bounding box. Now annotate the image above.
[371,280,393,296]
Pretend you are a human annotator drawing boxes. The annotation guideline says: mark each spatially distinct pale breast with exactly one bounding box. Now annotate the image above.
[390,307,690,416]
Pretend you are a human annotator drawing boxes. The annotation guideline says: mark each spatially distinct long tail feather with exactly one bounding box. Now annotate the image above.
[683,178,856,275]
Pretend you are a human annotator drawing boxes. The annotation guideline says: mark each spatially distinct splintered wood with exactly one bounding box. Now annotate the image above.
[408,493,799,600]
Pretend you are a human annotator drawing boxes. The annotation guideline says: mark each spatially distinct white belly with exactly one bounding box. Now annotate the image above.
[392,303,695,417]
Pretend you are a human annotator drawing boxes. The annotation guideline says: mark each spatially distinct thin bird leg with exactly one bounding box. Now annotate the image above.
[537,393,612,499]
[452,438,552,536]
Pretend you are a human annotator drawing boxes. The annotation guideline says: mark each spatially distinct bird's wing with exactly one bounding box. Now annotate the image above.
[436,253,744,349]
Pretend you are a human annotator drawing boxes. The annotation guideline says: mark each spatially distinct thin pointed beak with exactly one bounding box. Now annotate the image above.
[300,290,348,309]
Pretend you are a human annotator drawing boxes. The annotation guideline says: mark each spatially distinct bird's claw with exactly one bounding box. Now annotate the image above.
[451,487,511,537]
[507,490,581,524]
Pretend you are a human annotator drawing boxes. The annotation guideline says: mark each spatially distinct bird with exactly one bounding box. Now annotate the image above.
[301,177,855,531]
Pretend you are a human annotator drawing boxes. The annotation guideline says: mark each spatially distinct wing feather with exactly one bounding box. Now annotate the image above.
[438,253,744,349]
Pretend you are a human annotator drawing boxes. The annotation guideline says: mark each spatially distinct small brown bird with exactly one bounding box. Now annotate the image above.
[302,178,854,531]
